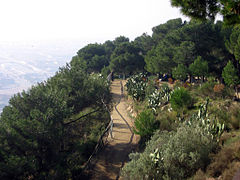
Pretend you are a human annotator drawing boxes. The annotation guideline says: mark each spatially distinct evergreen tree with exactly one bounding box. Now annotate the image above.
[172,64,189,81]
[222,61,240,87]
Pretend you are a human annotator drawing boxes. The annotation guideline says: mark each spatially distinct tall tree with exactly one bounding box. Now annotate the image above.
[173,41,196,66]
[189,56,209,82]
[222,61,240,87]
[152,18,183,44]
[225,25,240,64]
[70,43,108,73]
[0,65,111,179]
[133,33,154,55]
[110,42,144,77]
[170,0,240,25]
[145,41,177,74]
[172,64,189,81]
[113,36,130,46]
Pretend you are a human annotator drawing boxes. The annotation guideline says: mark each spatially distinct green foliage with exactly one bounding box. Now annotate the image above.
[197,78,234,99]
[173,41,196,66]
[145,76,157,98]
[0,65,111,179]
[133,109,158,140]
[101,66,111,78]
[156,111,177,131]
[145,19,229,76]
[186,99,225,140]
[133,33,154,55]
[225,25,240,62]
[198,78,217,97]
[172,64,188,81]
[222,61,240,87]
[121,130,171,180]
[170,87,192,111]
[122,121,217,179]
[110,42,145,75]
[228,106,240,130]
[212,103,240,130]
[113,36,129,45]
[126,73,147,101]
[144,40,177,74]
[170,0,219,21]
[122,100,224,180]
[189,56,209,78]
[170,0,240,25]
[152,18,183,43]
[71,43,109,73]
[161,125,216,179]
[206,140,240,179]
[147,84,171,112]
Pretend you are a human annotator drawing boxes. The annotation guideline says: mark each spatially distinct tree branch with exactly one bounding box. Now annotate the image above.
[64,108,102,126]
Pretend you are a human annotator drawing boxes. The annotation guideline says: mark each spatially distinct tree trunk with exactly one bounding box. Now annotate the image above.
[123,73,126,80]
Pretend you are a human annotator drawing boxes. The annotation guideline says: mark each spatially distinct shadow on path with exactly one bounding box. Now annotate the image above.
[86,80,137,180]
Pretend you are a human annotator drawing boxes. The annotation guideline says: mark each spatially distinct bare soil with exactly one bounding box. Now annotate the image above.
[87,80,138,180]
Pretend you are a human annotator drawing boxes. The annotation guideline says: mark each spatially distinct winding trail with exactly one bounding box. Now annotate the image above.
[88,80,138,180]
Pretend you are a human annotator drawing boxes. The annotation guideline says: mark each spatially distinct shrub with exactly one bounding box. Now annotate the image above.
[198,80,217,98]
[207,141,240,179]
[213,84,225,93]
[156,110,177,131]
[121,101,222,180]
[133,109,158,141]
[168,77,174,84]
[145,76,158,98]
[147,84,171,112]
[162,124,216,179]
[209,103,240,130]
[121,131,171,180]
[126,73,147,101]
[228,105,240,129]
[122,122,217,179]
[147,89,162,112]
[170,87,192,112]
[213,83,235,99]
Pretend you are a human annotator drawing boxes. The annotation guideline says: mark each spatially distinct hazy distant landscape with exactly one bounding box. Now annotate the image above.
[0,40,85,112]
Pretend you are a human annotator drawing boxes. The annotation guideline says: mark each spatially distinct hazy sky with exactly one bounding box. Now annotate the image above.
[0,0,187,43]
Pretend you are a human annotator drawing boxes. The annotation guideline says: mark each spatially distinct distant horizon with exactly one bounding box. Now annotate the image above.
[0,0,188,42]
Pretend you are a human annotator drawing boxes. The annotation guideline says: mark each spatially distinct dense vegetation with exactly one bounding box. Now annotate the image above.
[0,1,240,179]
[0,65,111,179]
[122,71,240,179]
[120,2,240,179]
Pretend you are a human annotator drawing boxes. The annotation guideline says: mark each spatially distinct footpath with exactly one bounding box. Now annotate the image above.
[88,80,138,180]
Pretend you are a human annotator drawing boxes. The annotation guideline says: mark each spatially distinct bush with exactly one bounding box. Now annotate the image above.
[198,80,217,98]
[121,101,221,180]
[208,102,240,130]
[206,140,240,179]
[126,73,147,101]
[170,87,192,112]
[228,104,240,130]
[162,124,216,179]
[133,109,158,141]
[122,122,217,180]
[145,76,158,97]
[121,130,171,180]
[156,110,177,131]
[147,84,171,112]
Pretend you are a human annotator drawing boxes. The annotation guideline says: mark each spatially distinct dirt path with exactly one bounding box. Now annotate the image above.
[88,80,138,180]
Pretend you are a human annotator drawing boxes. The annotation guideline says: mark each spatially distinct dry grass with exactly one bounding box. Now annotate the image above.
[206,140,240,178]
